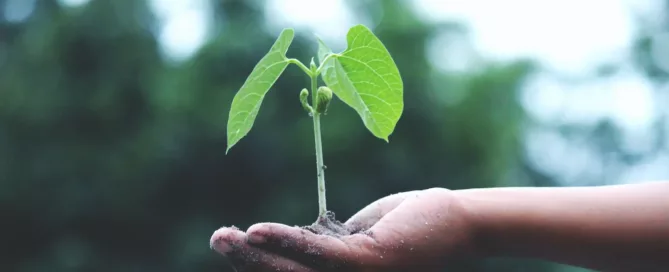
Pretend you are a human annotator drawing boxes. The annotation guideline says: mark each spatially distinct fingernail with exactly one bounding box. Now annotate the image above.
[247,233,266,244]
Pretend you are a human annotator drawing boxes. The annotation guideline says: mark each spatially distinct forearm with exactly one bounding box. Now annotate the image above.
[455,181,669,271]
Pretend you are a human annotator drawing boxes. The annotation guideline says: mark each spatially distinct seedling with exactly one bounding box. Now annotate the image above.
[226,24,403,236]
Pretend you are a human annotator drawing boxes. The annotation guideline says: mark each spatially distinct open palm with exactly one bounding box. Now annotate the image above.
[210,188,478,271]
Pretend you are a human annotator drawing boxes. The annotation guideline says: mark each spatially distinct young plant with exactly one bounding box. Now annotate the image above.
[226,24,403,235]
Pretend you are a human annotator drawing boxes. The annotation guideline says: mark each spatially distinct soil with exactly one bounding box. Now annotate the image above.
[302,210,358,237]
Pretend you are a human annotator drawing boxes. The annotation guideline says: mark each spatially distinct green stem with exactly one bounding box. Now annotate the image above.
[288,58,312,76]
[311,73,327,217]
[314,53,340,75]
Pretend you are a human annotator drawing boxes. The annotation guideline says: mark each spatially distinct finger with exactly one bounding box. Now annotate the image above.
[369,188,451,236]
[210,227,316,272]
[345,190,418,233]
[366,188,467,262]
[246,223,372,270]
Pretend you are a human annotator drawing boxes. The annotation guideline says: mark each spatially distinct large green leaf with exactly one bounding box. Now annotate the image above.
[226,28,294,153]
[318,24,403,142]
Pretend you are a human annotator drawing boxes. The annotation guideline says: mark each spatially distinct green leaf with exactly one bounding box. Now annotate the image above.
[317,25,403,142]
[226,28,295,153]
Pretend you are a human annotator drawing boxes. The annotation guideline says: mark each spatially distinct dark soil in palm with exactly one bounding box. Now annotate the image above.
[302,211,353,237]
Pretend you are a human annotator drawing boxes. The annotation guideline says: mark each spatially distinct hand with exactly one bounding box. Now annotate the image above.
[210,188,479,271]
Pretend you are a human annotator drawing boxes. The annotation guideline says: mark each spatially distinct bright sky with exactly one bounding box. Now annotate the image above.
[149,0,211,62]
[415,0,658,74]
[48,0,669,184]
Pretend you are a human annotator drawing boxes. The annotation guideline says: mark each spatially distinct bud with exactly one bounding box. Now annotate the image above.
[315,86,333,114]
[299,88,313,114]
[309,57,317,72]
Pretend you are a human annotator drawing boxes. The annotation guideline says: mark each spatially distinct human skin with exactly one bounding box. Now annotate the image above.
[210,181,669,271]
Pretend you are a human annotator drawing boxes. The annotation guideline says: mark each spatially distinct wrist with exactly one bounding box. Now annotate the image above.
[420,187,495,260]
[452,188,512,259]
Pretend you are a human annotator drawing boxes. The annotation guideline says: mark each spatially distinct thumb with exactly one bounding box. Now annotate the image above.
[345,190,418,233]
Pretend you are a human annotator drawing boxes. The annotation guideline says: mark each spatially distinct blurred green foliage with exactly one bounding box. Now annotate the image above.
[0,0,664,271]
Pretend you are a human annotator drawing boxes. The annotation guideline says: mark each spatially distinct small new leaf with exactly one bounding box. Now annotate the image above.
[315,86,333,114]
[299,88,313,114]
[317,25,403,141]
[226,28,295,153]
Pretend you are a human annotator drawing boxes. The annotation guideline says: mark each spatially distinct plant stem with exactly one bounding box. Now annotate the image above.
[311,73,327,217]
[314,53,340,75]
[288,58,312,76]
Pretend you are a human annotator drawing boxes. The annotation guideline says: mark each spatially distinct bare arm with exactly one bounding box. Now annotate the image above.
[457,181,669,271]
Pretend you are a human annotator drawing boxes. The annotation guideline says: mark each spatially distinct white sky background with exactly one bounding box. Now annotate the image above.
[49,0,669,185]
